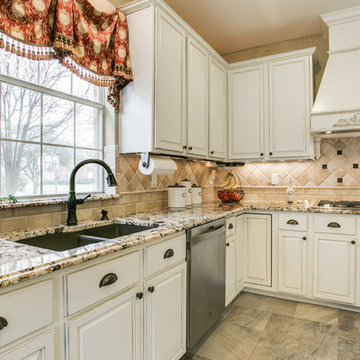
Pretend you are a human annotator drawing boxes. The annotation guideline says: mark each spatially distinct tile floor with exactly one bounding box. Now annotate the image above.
[182,292,360,360]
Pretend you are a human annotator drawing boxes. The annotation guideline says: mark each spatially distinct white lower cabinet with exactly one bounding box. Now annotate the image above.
[313,234,356,304]
[68,286,142,360]
[278,231,308,296]
[145,263,186,360]
[244,214,272,286]
[235,215,245,293]
[225,238,236,306]
[0,332,54,360]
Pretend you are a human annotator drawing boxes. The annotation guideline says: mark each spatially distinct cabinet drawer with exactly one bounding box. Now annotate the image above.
[279,213,307,232]
[226,216,236,237]
[0,280,53,348]
[314,215,356,235]
[66,251,141,316]
[146,234,186,277]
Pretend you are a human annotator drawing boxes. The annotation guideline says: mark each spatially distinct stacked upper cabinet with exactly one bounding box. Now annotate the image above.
[228,48,315,161]
[120,1,227,161]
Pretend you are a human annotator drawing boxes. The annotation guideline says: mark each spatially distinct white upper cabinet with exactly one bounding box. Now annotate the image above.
[120,1,227,161]
[268,56,312,159]
[187,38,209,157]
[228,65,265,160]
[155,11,186,153]
[228,48,315,161]
[208,58,227,159]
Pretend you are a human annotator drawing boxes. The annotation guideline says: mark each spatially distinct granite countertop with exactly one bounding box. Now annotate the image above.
[1,200,360,289]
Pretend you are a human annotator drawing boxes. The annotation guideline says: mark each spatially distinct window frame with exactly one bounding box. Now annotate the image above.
[0,70,106,199]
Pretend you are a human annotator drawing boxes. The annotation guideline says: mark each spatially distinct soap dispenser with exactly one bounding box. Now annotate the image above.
[286,178,295,204]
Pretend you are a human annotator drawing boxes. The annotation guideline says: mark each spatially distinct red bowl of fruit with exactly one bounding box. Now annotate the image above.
[217,190,244,203]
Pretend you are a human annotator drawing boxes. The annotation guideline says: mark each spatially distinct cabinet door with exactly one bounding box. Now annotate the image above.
[228,65,265,160]
[245,214,272,286]
[225,239,236,306]
[208,58,226,159]
[278,231,307,296]
[0,331,54,360]
[268,56,312,159]
[146,263,186,360]
[68,286,142,360]
[313,234,355,304]
[155,11,186,153]
[235,215,245,294]
[187,38,208,157]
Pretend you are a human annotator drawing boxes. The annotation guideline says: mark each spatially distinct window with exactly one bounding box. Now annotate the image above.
[0,51,104,198]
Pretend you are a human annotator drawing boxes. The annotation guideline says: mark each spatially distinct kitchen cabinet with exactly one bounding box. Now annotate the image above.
[145,263,186,360]
[313,234,356,304]
[120,0,227,161]
[208,58,227,159]
[228,65,265,160]
[278,231,308,296]
[225,217,236,305]
[235,215,245,293]
[244,214,272,286]
[228,48,315,161]
[68,286,143,360]
[0,332,54,360]
[187,37,208,157]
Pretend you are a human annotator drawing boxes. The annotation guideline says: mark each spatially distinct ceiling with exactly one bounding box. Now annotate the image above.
[111,0,360,55]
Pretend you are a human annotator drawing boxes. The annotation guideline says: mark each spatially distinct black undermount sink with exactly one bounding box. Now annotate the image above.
[17,223,155,251]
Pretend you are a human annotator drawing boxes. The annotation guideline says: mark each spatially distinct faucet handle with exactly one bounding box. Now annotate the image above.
[77,194,91,204]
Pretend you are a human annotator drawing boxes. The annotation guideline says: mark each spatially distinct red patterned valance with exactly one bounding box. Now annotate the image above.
[0,0,133,111]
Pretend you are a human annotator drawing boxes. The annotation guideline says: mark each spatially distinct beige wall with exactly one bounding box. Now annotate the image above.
[223,33,329,97]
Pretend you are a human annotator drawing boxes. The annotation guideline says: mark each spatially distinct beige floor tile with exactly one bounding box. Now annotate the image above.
[224,304,272,331]
[294,302,339,325]
[338,309,360,333]
[236,292,297,317]
[338,329,360,360]
[196,321,261,360]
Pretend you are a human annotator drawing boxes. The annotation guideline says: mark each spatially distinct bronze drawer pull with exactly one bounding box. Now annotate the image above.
[148,286,155,293]
[99,273,118,288]
[0,317,8,331]
[164,249,174,259]
[136,292,143,299]
[228,223,234,229]
[287,219,299,225]
[327,222,341,228]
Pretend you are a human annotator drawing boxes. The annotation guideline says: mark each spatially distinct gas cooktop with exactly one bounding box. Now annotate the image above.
[317,200,360,208]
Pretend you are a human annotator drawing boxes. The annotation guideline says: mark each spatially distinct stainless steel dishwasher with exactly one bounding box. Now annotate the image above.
[186,218,226,351]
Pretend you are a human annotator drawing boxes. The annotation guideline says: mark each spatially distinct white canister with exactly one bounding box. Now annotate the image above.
[181,179,192,207]
[168,184,186,210]
[191,185,202,206]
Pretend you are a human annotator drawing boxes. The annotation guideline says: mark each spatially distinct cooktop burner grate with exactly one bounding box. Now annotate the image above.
[317,200,360,208]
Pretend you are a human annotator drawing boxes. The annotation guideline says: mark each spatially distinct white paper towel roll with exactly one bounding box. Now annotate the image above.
[138,156,177,175]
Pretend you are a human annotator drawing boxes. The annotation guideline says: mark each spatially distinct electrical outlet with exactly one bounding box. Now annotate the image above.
[271,173,279,185]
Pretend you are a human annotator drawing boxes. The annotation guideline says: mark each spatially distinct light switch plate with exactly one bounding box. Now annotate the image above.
[271,173,279,185]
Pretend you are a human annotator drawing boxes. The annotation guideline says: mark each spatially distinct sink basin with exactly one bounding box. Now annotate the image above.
[17,223,155,251]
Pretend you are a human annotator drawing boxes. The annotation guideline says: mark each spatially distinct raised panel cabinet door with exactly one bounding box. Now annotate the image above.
[313,234,356,304]
[68,287,142,360]
[155,11,186,153]
[187,38,209,157]
[208,58,226,159]
[235,215,245,293]
[245,214,272,286]
[0,331,54,360]
[228,65,265,160]
[146,263,186,360]
[268,56,312,158]
[225,239,236,306]
[278,232,307,296]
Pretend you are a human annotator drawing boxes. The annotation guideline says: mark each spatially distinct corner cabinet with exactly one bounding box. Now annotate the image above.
[228,48,315,161]
[120,0,227,161]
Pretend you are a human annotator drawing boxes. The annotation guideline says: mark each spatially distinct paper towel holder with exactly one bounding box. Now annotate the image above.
[141,152,150,168]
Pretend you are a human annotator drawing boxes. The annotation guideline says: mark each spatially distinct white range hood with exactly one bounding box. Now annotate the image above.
[311,6,360,135]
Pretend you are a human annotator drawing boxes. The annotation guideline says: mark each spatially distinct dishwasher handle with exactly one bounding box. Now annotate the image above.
[191,225,226,246]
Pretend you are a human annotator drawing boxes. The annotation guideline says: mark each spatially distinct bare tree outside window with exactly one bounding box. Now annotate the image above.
[0,51,104,198]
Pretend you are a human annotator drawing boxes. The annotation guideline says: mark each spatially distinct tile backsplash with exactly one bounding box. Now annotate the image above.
[117,154,211,192]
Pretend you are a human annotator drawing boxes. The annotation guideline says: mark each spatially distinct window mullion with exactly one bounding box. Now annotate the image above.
[40,93,44,196]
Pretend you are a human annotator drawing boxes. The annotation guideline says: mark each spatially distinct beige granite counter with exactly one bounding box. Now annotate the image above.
[1,200,360,288]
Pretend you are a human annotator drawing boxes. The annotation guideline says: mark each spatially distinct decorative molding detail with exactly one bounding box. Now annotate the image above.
[333,113,360,127]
